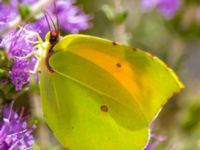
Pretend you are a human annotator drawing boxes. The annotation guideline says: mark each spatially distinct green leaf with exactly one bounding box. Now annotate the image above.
[101,4,127,24]
[18,4,31,20]
[115,11,127,24]
[101,5,115,21]
[39,34,183,150]
[0,50,16,102]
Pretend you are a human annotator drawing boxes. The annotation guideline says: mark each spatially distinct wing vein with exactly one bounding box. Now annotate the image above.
[52,76,61,115]
[53,69,148,124]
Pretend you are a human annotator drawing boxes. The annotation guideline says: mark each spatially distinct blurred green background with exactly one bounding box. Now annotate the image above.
[12,0,200,149]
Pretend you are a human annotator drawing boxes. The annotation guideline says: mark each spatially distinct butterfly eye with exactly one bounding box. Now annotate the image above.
[50,31,59,45]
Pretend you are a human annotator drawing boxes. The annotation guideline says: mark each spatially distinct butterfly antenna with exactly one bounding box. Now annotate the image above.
[43,9,57,32]
[44,13,52,31]
[47,11,57,32]
[53,0,60,31]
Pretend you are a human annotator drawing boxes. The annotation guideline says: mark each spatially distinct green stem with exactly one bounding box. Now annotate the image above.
[30,92,49,149]
[112,0,127,43]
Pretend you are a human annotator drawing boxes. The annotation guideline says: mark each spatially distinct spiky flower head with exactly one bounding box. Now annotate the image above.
[0,0,92,91]
[0,101,35,149]
[141,0,181,19]
[1,28,38,91]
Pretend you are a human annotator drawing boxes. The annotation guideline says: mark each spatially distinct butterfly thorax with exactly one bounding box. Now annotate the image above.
[38,31,60,73]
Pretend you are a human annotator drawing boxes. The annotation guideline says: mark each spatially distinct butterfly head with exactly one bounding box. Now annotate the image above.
[49,30,60,46]
[44,30,60,46]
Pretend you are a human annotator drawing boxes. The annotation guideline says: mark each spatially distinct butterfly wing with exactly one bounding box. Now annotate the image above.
[39,34,183,150]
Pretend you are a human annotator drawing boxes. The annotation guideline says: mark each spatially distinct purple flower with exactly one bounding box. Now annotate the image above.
[53,0,93,33]
[141,0,159,10]
[157,0,181,19]
[0,0,92,91]
[28,17,49,39]
[7,29,36,58]
[141,0,181,19]
[9,59,36,91]
[0,101,35,149]
[0,1,18,32]
[0,0,39,32]
[0,0,92,37]
[29,0,92,37]
[1,28,37,91]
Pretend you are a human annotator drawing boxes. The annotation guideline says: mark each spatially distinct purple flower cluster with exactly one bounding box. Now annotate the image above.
[0,0,92,91]
[55,0,93,33]
[1,28,37,91]
[0,102,35,149]
[141,0,181,19]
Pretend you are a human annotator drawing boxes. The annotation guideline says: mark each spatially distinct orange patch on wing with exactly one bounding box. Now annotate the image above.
[70,49,148,119]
